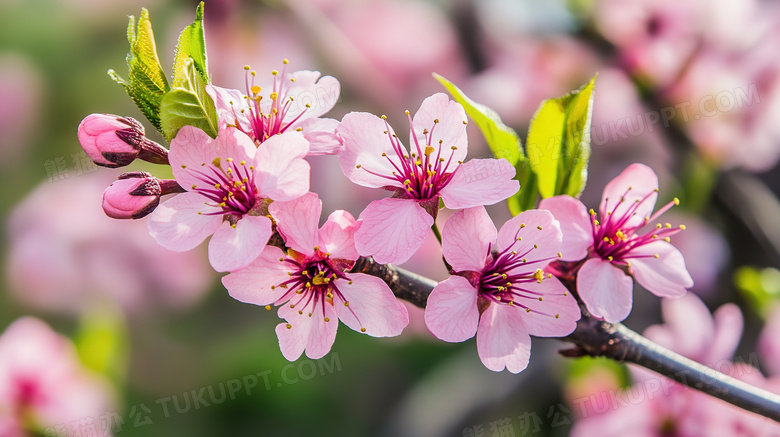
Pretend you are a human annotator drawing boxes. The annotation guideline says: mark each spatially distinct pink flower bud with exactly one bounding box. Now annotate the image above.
[102,172,183,219]
[102,172,161,219]
[78,114,169,168]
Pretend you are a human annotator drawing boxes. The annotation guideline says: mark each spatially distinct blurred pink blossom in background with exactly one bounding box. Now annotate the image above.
[0,317,114,436]
[570,294,780,436]
[6,173,213,316]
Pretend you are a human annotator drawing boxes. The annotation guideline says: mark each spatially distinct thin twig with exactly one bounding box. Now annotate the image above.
[351,256,780,423]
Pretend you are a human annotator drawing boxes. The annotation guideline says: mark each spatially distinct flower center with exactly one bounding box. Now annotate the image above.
[590,187,685,265]
[474,224,562,317]
[356,113,462,200]
[229,60,311,143]
[187,156,260,220]
[270,253,351,320]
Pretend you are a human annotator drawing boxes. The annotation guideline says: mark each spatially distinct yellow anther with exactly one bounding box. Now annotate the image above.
[250,85,261,95]
[271,70,278,76]
[344,301,349,307]
[555,314,560,319]
[355,164,362,169]
[557,252,562,258]
[265,305,271,311]
[283,58,289,64]
[244,65,251,70]
[608,256,613,261]
[324,317,330,322]
[534,269,544,283]
[520,223,526,228]
[680,224,687,230]
[537,225,543,230]
[654,254,660,259]
[360,328,366,333]
[664,237,671,242]
[538,297,543,301]
[192,184,197,189]
[526,308,531,313]
[424,146,435,156]
[656,223,663,229]
[286,324,292,329]
[673,197,680,205]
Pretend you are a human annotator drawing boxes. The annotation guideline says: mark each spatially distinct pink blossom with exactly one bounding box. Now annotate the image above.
[0,318,114,435]
[223,192,409,360]
[338,93,519,264]
[148,126,310,272]
[424,207,580,373]
[540,163,693,322]
[77,114,169,168]
[102,171,184,219]
[6,173,212,315]
[207,61,342,155]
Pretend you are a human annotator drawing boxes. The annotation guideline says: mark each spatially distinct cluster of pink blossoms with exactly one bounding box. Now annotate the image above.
[79,61,693,372]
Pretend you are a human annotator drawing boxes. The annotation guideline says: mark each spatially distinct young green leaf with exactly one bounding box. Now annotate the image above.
[160,58,218,141]
[172,1,209,87]
[434,73,522,166]
[108,9,170,132]
[526,74,597,199]
[434,73,538,214]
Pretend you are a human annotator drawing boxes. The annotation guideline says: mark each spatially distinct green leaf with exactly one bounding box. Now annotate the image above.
[160,57,218,141]
[172,1,209,87]
[434,73,538,214]
[75,304,128,385]
[734,266,780,319]
[526,74,597,199]
[108,8,170,132]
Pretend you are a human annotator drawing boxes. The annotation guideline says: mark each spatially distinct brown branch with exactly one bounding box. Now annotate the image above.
[351,256,780,423]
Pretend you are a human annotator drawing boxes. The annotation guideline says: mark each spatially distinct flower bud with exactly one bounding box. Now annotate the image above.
[78,114,169,168]
[102,172,183,219]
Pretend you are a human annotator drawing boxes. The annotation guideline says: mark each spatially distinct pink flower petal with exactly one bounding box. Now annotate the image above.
[254,132,310,201]
[318,210,361,261]
[539,195,593,262]
[354,198,434,265]
[207,215,272,272]
[205,85,248,132]
[439,158,519,209]
[442,207,496,272]
[496,209,563,267]
[148,192,222,252]
[222,246,292,306]
[295,117,343,155]
[600,163,659,230]
[517,277,580,337]
[269,192,321,256]
[411,93,468,165]
[170,126,256,192]
[577,258,634,323]
[709,303,743,364]
[759,304,780,377]
[285,71,340,122]
[476,303,532,373]
[337,112,404,189]
[424,275,479,342]
[644,293,714,360]
[277,301,338,360]
[334,274,409,337]
[627,241,692,298]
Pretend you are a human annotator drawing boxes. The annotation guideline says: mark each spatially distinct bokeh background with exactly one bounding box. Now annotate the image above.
[1,0,780,435]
